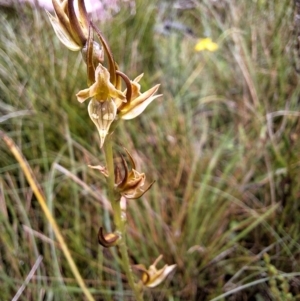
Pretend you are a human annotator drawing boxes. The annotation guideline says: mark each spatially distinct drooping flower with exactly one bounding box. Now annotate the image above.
[97,227,120,248]
[114,149,154,199]
[135,255,176,288]
[47,0,89,51]
[89,148,154,199]
[195,37,218,52]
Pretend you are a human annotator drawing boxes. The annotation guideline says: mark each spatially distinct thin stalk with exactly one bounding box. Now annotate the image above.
[103,135,144,301]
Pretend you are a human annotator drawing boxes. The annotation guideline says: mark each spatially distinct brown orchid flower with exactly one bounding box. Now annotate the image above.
[115,149,154,199]
[89,148,154,200]
[47,0,89,51]
[98,227,120,248]
[135,255,176,288]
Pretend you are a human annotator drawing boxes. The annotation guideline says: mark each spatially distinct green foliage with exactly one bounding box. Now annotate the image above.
[0,0,300,300]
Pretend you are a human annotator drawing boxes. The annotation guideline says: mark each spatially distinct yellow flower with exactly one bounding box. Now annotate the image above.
[135,255,176,288]
[77,27,161,147]
[194,37,218,52]
[76,64,126,103]
[49,15,161,148]
[76,64,126,147]
[116,74,162,120]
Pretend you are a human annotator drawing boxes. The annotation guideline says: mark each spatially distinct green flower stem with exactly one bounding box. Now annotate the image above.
[103,136,144,301]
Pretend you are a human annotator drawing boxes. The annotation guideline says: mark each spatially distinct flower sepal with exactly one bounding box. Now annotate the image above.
[47,0,89,51]
[98,227,120,248]
[116,73,162,120]
[115,149,154,199]
[134,255,176,288]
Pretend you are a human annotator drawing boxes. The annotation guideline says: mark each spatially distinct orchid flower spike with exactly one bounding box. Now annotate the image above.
[49,4,161,148]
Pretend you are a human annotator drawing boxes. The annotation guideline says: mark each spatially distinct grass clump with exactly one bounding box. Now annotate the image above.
[0,0,300,300]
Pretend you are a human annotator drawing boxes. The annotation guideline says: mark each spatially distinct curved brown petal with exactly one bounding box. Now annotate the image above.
[123,180,155,200]
[98,227,120,248]
[68,0,86,46]
[91,22,117,86]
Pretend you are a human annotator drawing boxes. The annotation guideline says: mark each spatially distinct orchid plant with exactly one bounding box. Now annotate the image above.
[47,0,176,299]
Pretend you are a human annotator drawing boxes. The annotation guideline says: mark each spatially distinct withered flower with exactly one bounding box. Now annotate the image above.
[89,149,153,199]
[135,255,176,288]
[115,150,154,199]
[47,0,104,66]
[98,227,120,248]
[47,0,89,51]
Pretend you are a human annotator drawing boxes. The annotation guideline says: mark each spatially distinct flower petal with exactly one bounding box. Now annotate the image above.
[136,255,177,288]
[93,64,126,101]
[130,74,144,99]
[145,264,177,288]
[46,11,81,51]
[195,38,218,52]
[76,87,92,103]
[121,92,162,120]
[98,227,120,248]
[88,98,117,148]
[123,180,155,199]
[88,164,108,177]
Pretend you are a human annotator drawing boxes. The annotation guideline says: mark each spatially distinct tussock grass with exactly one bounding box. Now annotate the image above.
[0,0,300,300]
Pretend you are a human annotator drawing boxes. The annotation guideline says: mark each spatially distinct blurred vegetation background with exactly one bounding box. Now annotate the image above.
[0,0,299,300]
